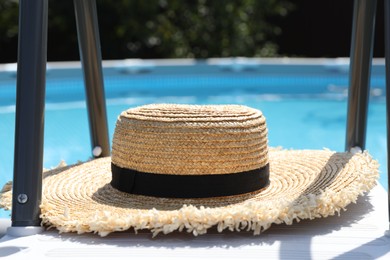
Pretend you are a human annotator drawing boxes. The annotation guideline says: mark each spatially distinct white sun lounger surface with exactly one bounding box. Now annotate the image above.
[0,184,389,260]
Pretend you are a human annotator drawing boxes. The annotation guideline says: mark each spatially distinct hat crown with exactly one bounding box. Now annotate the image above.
[111,104,269,175]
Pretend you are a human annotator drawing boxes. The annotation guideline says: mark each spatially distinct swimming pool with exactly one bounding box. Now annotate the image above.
[0,58,387,218]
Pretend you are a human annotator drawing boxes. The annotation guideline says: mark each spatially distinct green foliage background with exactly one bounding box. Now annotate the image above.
[0,0,294,62]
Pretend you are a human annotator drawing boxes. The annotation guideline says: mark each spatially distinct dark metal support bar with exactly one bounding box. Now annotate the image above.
[345,0,377,151]
[74,0,110,157]
[11,0,48,227]
[384,0,390,228]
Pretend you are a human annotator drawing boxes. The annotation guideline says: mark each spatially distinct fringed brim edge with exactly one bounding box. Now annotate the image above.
[0,151,380,237]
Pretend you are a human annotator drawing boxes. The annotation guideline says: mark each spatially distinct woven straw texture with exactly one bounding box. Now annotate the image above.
[111,104,268,175]
[0,104,379,237]
[0,149,379,237]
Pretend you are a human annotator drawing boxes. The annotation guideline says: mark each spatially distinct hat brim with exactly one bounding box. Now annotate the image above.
[0,149,379,237]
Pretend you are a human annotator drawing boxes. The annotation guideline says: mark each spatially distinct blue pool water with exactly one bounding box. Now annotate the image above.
[0,59,387,218]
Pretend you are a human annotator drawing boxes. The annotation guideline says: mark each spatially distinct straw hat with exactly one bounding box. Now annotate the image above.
[0,104,379,237]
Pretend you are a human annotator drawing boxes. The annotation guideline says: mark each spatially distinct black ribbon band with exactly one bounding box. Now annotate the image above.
[110,163,270,198]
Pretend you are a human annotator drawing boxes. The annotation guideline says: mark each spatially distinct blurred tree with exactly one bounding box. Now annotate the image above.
[0,0,79,62]
[97,0,294,59]
[0,0,19,63]
[0,0,294,62]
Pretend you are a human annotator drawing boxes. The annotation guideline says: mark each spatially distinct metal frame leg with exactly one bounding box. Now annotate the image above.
[345,0,377,151]
[74,0,110,157]
[11,0,48,229]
